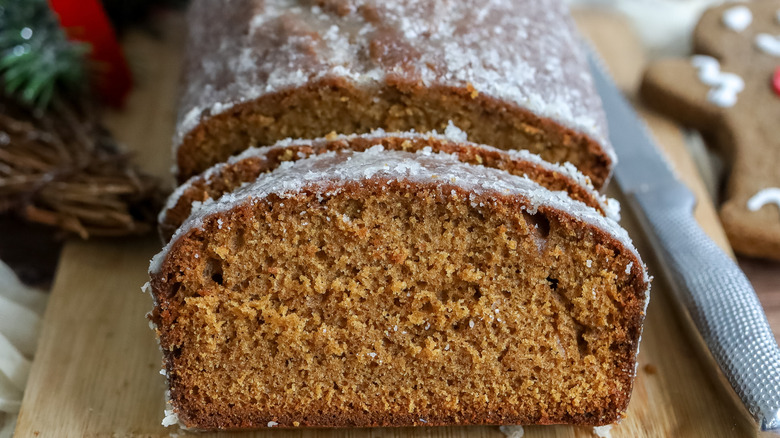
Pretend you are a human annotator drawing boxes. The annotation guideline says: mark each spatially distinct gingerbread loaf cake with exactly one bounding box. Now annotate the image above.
[147,148,649,429]
[174,0,615,186]
[159,128,618,242]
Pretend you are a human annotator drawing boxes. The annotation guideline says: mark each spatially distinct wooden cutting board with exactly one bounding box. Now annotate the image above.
[12,10,763,438]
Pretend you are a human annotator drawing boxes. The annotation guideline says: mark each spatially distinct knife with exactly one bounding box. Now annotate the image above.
[587,50,780,431]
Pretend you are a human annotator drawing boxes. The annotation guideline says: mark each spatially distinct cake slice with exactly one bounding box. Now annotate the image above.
[158,128,618,242]
[174,0,614,185]
[147,148,649,429]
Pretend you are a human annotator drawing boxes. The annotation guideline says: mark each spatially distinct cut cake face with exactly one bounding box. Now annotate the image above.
[148,148,648,429]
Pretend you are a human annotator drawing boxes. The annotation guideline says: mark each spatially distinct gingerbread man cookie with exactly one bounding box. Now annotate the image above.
[641,1,780,260]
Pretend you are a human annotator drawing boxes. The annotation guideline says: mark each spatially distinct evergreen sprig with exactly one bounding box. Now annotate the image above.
[0,0,88,109]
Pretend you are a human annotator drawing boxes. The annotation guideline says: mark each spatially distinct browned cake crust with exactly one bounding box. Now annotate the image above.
[177,82,613,187]
[173,0,615,185]
[148,150,648,430]
[160,132,614,242]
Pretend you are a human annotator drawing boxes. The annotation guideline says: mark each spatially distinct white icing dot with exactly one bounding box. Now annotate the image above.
[690,55,744,107]
[469,320,475,328]
[173,0,614,166]
[747,188,780,211]
[755,33,780,57]
[586,259,593,267]
[722,6,752,32]
[267,421,279,427]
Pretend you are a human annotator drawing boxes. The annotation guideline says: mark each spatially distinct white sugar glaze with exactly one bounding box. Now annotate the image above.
[174,0,614,167]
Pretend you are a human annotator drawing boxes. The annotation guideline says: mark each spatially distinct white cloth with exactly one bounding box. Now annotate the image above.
[567,0,724,57]
[0,261,48,437]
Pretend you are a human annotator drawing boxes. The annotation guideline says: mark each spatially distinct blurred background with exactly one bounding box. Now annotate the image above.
[0,0,776,436]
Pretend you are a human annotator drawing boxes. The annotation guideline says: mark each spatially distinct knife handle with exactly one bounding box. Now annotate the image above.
[632,182,780,431]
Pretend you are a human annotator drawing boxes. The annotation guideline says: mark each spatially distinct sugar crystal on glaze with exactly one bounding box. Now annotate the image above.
[175,0,613,164]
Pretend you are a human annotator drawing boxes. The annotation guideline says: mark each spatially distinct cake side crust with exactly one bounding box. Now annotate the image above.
[175,81,613,185]
[176,0,614,181]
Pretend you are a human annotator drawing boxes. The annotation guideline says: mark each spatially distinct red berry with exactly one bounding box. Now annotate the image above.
[774,67,780,97]
[49,0,132,107]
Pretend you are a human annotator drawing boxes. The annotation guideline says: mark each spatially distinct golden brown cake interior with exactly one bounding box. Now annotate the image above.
[151,182,645,429]
[176,82,612,186]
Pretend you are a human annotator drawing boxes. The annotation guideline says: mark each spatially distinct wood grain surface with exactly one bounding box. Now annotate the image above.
[13,10,770,438]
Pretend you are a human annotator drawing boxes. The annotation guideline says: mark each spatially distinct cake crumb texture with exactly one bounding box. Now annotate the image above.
[150,152,647,429]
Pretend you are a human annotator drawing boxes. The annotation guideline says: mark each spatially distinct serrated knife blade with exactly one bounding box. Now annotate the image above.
[587,50,780,431]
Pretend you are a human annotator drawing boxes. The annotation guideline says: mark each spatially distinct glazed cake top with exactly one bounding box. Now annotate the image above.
[160,126,620,227]
[150,147,643,284]
[175,0,613,159]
